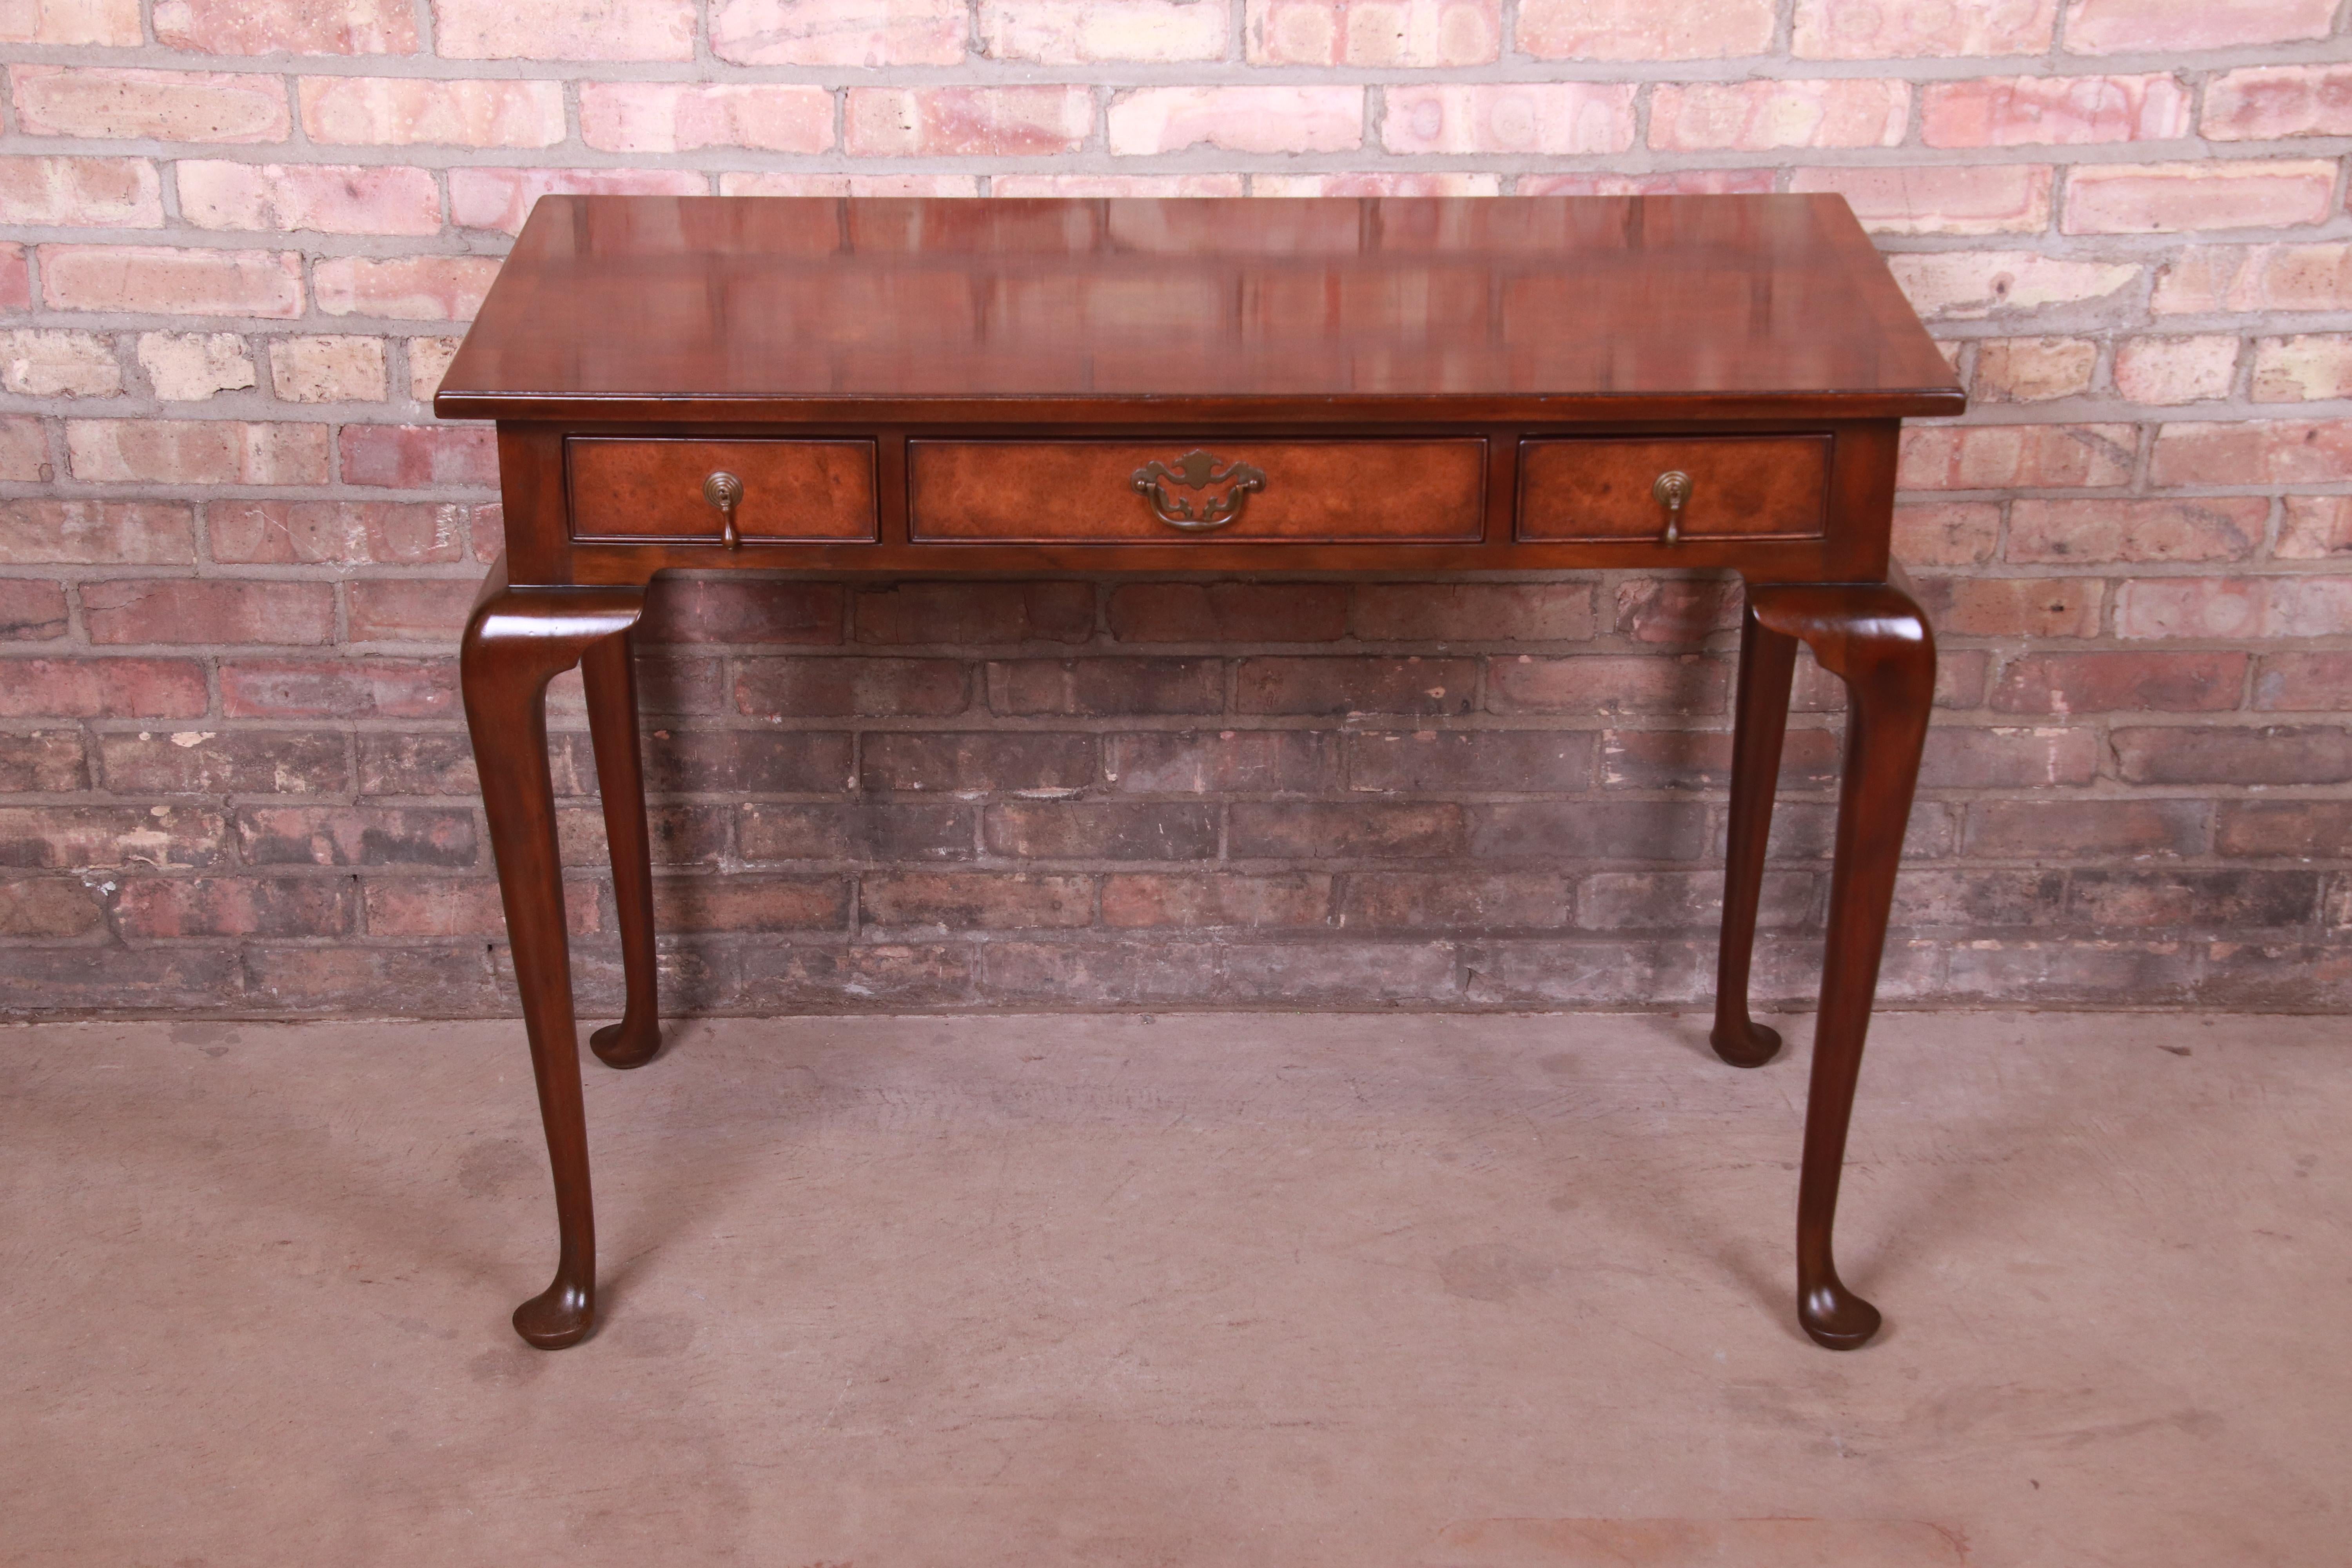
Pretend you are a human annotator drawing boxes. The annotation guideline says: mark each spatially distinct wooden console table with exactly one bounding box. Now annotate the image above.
[437,194,1963,1352]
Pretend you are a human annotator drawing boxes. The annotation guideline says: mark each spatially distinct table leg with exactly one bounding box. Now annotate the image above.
[582,629,662,1069]
[1748,580,1935,1350]
[1712,595,1799,1069]
[461,561,647,1349]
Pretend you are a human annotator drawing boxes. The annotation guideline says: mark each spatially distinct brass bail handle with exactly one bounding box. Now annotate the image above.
[1651,469,1692,546]
[1132,449,1267,532]
[703,470,744,550]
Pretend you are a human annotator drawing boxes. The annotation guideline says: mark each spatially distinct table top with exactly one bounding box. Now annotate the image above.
[435,195,1963,427]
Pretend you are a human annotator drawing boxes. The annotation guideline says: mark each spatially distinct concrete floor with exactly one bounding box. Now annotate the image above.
[0,1010,2344,1567]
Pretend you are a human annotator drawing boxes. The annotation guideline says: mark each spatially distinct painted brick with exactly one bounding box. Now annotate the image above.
[848,87,1093,157]
[1649,80,1907,151]
[1793,0,2054,57]
[2007,498,2265,564]
[2279,495,2352,560]
[712,0,968,65]
[299,78,568,148]
[1521,0,1774,59]
[2252,335,2352,401]
[1887,250,2138,320]
[2063,161,2337,235]
[580,83,834,154]
[313,256,499,319]
[0,658,209,718]
[10,67,293,143]
[1381,85,1635,155]
[0,329,121,397]
[1992,651,2248,713]
[1893,501,2000,566]
[2152,244,2352,314]
[1898,424,2136,489]
[42,245,303,318]
[1,0,141,45]
[982,0,1228,62]
[2063,0,2335,54]
[0,500,194,564]
[152,0,417,54]
[2113,336,2239,404]
[1973,337,2097,402]
[1920,74,2190,146]
[0,156,162,228]
[0,580,68,641]
[434,0,695,60]
[2254,652,2352,712]
[1108,87,1363,156]
[1250,0,1498,66]
[2150,420,2352,486]
[448,167,708,234]
[1789,165,2052,236]
[83,579,336,645]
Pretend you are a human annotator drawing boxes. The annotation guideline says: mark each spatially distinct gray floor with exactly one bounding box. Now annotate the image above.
[2,1010,2344,1566]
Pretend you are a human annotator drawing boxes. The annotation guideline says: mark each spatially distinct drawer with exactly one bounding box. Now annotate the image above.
[568,438,877,543]
[907,439,1486,543]
[1517,436,1830,544]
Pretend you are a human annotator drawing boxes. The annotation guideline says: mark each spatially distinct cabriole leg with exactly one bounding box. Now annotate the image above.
[1713,594,1800,1069]
[582,629,661,1069]
[461,560,647,1349]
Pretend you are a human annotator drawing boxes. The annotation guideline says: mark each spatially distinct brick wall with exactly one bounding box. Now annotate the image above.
[4,0,2350,1017]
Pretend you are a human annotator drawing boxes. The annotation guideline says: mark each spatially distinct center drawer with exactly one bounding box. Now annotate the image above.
[907,439,1487,543]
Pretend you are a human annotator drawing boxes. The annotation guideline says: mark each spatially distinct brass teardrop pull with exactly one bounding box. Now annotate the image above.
[703,470,744,549]
[1651,469,1691,546]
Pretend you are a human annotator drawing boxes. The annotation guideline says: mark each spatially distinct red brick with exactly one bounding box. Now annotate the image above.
[0,580,68,642]
[447,167,710,234]
[2152,243,2352,314]
[1339,870,1568,929]
[0,501,191,566]
[1523,0,1773,58]
[984,800,1219,859]
[1965,798,2207,859]
[0,948,241,1011]
[1892,501,1999,567]
[2113,578,2268,640]
[654,875,846,933]
[1350,583,1595,642]
[737,800,971,862]
[1898,423,2135,489]
[854,582,1092,645]
[859,732,1094,793]
[0,878,107,939]
[176,162,440,235]
[1889,250,2139,321]
[1613,578,1742,644]
[0,657,208,718]
[977,940,1229,1004]
[2007,498,2264,565]
[1469,801,1709,860]
[2063,0,2334,54]
[2254,652,2352,711]
[363,877,597,937]
[1920,74,2189,146]
[1789,165,2051,236]
[2064,162,2336,235]
[1229,801,1465,858]
[1249,0,1496,65]
[986,0,1229,62]
[1891,868,2068,927]
[848,86,1091,157]
[647,731,850,794]
[993,174,1247,197]
[0,732,85,792]
[2113,336,2239,405]
[1794,0,2053,56]
[0,244,27,311]
[1992,651,2248,714]
[83,579,334,646]
[2203,65,2352,140]
[861,871,1094,930]
[1486,654,1726,715]
[98,730,347,794]
[2280,495,2352,561]
[151,0,418,54]
[0,156,162,228]
[1,0,140,44]
[67,420,330,485]
[344,579,473,643]
[2114,725,2352,786]
[0,806,226,869]
[1650,79,1906,151]
[1100,871,1331,928]
[718,172,980,198]
[1351,729,1597,791]
[313,256,500,320]
[0,324,123,397]
[206,500,469,565]
[1109,582,1347,643]
[1944,940,2197,1005]
[1520,170,1776,197]
[1972,336,2097,402]
[246,947,494,1013]
[1236,656,1477,715]
[1599,727,1840,790]
[112,877,355,939]
[1104,730,1339,794]
[736,657,967,717]
[2151,420,2352,486]
[299,76,566,147]
[642,579,843,645]
[10,66,293,142]
[236,807,477,867]
[1919,726,2101,788]
[1107,86,1363,155]
[1577,869,1815,931]
[338,424,498,488]
[41,244,303,318]
[557,803,728,867]
[712,0,967,64]
[579,82,832,153]
[435,0,695,60]
[735,943,970,1009]
[2216,800,2352,856]
[1382,84,1635,154]
[2251,334,2352,402]
[987,658,1221,716]
[218,657,454,719]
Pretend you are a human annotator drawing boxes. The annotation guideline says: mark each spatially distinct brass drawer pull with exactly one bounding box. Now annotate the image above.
[1132,449,1265,532]
[1651,469,1691,545]
[703,470,744,548]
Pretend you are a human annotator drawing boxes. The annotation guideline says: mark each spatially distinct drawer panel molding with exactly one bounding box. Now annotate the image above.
[1517,435,1831,544]
[568,437,878,544]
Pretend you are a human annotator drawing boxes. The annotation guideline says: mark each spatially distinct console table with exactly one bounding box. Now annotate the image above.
[437,194,1963,1352]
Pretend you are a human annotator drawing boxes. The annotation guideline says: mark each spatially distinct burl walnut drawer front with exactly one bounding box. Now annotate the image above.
[1517,435,1831,544]
[568,437,878,544]
[907,439,1487,543]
